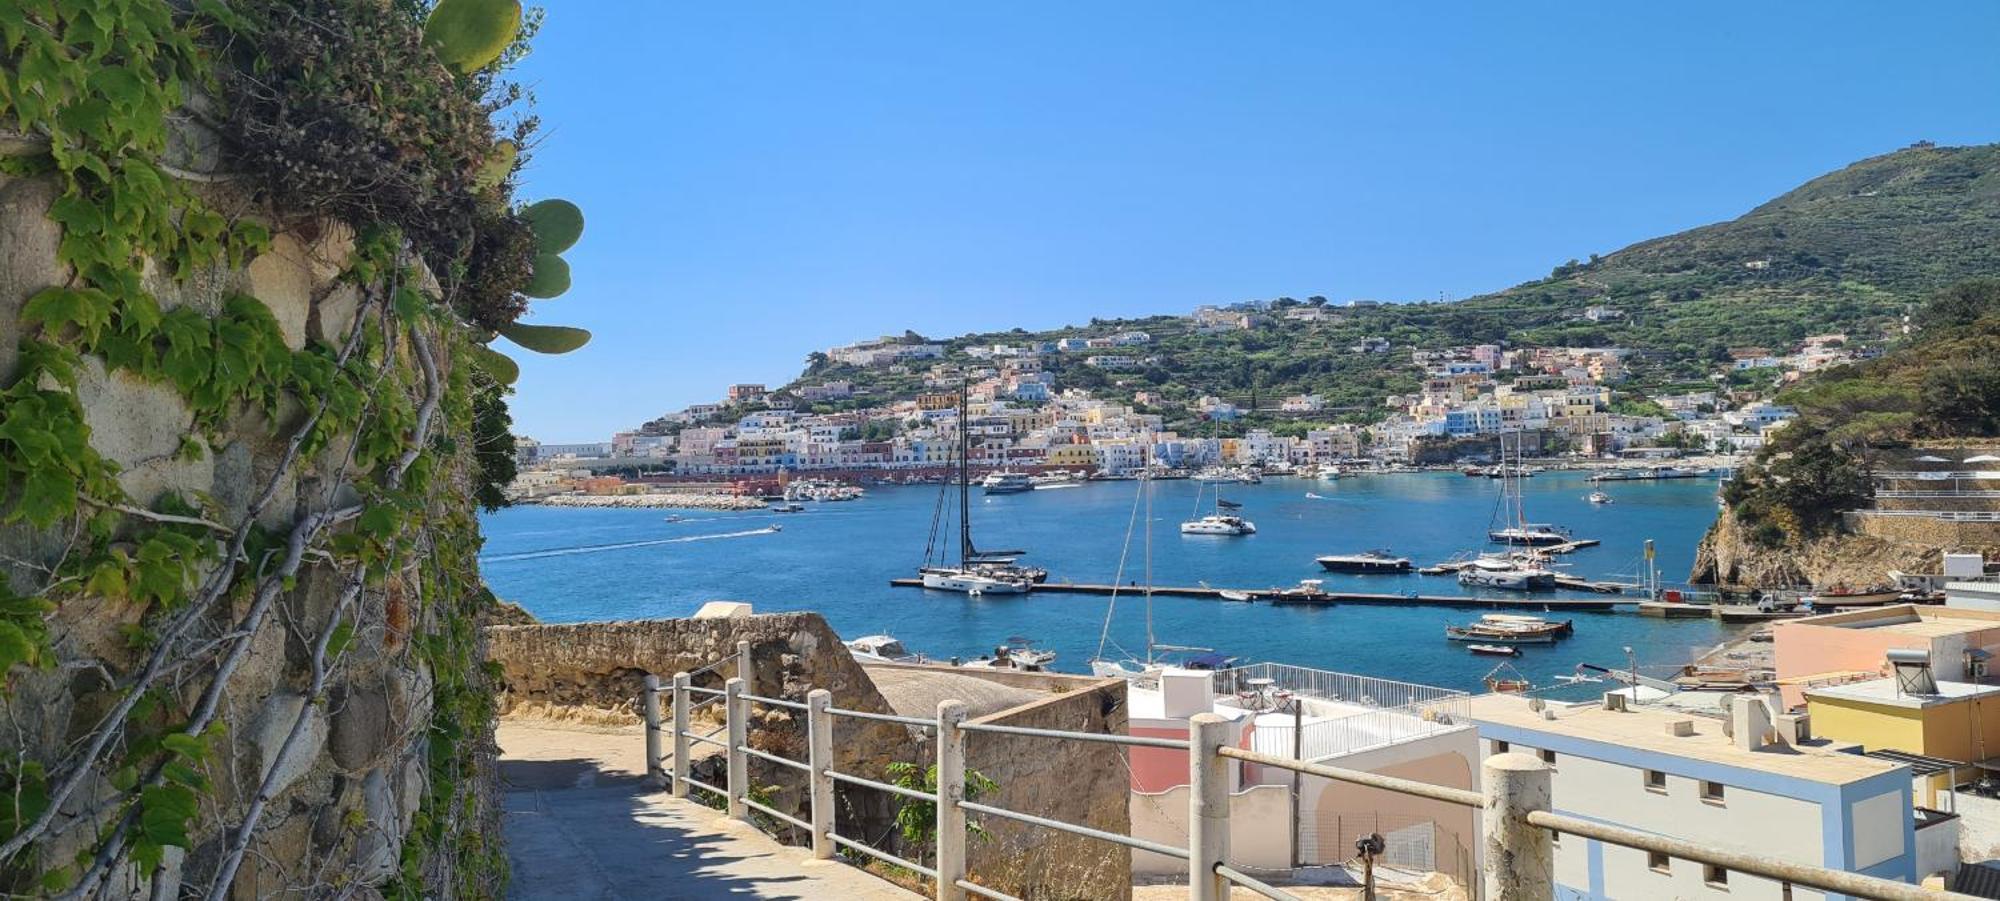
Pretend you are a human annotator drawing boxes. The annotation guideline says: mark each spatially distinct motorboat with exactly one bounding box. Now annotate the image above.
[770,502,805,513]
[962,638,1056,671]
[1316,550,1413,574]
[1218,590,1254,602]
[1316,464,1343,481]
[1262,579,1335,605]
[1467,644,1522,657]
[662,514,685,522]
[980,472,1033,495]
[1587,491,1612,505]
[845,634,925,664]
[1456,554,1556,591]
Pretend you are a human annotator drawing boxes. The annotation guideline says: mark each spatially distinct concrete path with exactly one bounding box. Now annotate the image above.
[499,720,919,900]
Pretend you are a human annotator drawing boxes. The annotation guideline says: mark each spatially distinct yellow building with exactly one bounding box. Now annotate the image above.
[1805,679,2000,806]
[1044,444,1098,469]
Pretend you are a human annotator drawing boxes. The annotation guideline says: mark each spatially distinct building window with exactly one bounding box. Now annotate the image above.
[1492,739,1509,754]
[1705,864,1729,887]
[1648,851,1670,873]
[1540,749,1557,765]
[1644,769,1666,791]
[1701,781,1726,803]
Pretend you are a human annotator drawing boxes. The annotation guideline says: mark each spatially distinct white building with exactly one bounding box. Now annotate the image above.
[1464,692,1919,900]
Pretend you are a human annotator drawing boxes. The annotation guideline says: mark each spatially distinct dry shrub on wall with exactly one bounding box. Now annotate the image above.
[203,0,538,332]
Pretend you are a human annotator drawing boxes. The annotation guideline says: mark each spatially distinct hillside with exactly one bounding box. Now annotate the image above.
[778,142,2000,430]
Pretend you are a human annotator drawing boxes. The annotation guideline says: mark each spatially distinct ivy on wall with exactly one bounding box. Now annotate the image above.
[0,0,590,895]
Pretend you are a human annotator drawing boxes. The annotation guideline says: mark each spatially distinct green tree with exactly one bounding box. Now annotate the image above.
[1916,279,2000,331]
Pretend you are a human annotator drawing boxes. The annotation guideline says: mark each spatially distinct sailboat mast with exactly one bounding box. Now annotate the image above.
[1143,446,1155,662]
[958,381,972,567]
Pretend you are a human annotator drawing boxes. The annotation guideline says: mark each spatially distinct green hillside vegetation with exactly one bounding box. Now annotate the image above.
[778,143,2000,433]
[1720,279,2000,545]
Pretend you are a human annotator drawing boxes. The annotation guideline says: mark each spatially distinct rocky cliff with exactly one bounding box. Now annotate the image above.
[1690,506,1948,588]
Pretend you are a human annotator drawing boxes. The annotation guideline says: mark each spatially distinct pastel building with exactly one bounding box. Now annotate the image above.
[1774,605,2000,707]
[1124,665,1478,880]
[1465,692,1920,900]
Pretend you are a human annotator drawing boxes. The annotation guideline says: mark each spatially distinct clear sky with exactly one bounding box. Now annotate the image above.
[503,2,2000,442]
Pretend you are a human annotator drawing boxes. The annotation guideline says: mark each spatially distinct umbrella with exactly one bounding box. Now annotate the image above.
[1965,455,2000,464]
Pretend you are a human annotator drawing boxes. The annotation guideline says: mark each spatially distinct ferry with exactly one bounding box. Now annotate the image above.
[1316,550,1412,574]
[980,472,1033,494]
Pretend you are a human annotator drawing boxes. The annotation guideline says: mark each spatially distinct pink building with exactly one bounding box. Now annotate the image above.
[1773,604,2000,707]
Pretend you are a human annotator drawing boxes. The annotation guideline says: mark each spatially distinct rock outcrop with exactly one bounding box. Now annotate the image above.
[1690,506,1962,588]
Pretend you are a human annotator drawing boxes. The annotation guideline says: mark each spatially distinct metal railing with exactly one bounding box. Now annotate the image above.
[642,659,1971,901]
[1854,509,2000,522]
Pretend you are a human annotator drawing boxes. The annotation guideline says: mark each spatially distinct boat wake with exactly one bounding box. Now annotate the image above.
[481,527,780,562]
[1304,492,1328,500]
[1033,483,1082,490]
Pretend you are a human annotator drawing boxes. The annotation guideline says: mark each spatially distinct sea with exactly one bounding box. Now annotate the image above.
[477,471,1737,694]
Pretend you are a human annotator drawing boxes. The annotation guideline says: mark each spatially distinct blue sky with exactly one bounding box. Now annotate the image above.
[503,2,2000,441]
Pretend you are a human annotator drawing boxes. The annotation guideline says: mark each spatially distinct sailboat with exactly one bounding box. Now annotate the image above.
[1180,483,1256,535]
[1091,464,1238,679]
[1459,433,1560,592]
[917,383,1039,595]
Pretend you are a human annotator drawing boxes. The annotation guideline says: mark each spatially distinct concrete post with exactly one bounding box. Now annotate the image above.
[1188,713,1233,901]
[935,700,968,901]
[1482,752,1553,901]
[670,672,691,799]
[642,673,665,790]
[725,676,749,821]
[807,689,835,860]
[736,639,753,691]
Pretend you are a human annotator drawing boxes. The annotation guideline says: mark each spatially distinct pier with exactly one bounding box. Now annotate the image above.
[888,579,1626,610]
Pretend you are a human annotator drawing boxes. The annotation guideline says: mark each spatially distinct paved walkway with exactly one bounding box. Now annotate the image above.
[499,720,919,900]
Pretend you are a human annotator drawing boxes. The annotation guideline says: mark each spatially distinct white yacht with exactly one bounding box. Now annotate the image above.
[920,568,1031,594]
[1316,464,1343,480]
[980,472,1032,494]
[1180,485,1255,535]
[1456,554,1556,591]
[1316,550,1412,573]
[1181,514,1256,536]
[845,634,924,663]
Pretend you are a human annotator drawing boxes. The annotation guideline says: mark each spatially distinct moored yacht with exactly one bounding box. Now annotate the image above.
[1487,522,1571,546]
[916,384,1039,595]
[1181,514,1256,536]
[1456,553,1557,591]
[845,634,926,663]
[1316,550,1413,573]
[919,568,1032,594]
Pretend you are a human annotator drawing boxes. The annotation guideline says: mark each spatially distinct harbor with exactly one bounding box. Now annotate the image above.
[885,577,1627,609]
[481,470,1738,693]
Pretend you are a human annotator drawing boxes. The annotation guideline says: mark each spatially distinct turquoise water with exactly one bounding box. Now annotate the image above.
[478,471,1737,693]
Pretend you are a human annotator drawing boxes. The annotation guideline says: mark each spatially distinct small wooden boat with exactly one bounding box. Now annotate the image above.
[1447,626,1556,644]
[1484,662,1531,693]
[1468,644,1522,657]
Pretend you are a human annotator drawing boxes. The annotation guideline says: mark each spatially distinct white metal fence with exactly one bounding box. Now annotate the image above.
[643,653,1976,901]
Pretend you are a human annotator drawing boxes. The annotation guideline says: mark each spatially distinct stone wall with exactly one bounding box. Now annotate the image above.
[961,677,1132,901]
[484,614,919,840]
[1691,505,1958,589]
[1,170,497,896]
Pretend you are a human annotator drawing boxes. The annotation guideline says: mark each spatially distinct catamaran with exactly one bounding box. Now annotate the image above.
[1180,483,1256,535]
[917,384,1037,595]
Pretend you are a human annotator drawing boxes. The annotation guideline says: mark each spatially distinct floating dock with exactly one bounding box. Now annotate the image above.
[888,579,1624,611]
